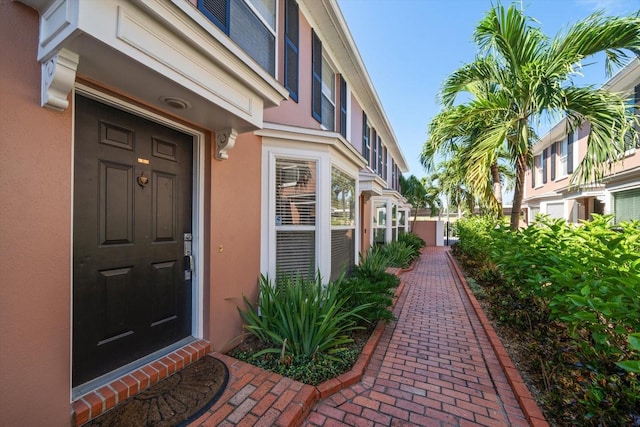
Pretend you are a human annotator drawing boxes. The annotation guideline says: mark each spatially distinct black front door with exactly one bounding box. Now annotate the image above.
[73,95,193,386]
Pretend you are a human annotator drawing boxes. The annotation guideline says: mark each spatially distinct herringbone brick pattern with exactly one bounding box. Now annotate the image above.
[303,247,529,426]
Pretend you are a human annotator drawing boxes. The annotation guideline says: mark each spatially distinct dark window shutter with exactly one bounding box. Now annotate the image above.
[383,146,388,180]
[362,112,369,164]
[550,142,556,181]
[199,0,230,33]
[311,30,322,123]
[567,131,574,174]
[542,148,548,184]
[284,0,299,101]
[339,75,347,138]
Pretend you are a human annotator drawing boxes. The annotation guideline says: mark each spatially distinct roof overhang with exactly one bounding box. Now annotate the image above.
[18,0,289,133]
[256,122,368,169]
[358,171,386,196]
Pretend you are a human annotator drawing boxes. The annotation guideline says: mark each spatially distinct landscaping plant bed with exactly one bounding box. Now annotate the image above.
[451,215,640,427]
[229,324,375,386]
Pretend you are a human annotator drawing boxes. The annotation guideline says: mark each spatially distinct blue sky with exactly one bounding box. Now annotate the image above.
[337,0,639,184]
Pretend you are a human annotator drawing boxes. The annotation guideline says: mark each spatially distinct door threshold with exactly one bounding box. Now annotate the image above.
[71,338,210,426]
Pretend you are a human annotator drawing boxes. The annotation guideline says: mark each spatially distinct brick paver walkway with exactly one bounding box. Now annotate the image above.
[303,247,529,426]
[189,247,541,426]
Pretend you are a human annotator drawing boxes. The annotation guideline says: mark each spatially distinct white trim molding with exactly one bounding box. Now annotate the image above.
[41,48,79,111]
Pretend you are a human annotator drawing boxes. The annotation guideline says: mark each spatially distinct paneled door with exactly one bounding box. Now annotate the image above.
[73,95,193,386]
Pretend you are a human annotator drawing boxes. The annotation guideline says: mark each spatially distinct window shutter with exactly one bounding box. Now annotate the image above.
[199,0,230,33]
[542,148,548,184]
[550,142,556,181]
[284,0,299,101]
[383,146,388,180]
[567,131,574,174]
[339,75,347,138]
[311,30,322,123]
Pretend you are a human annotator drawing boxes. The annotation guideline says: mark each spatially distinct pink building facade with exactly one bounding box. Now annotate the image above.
[0,0,409,425]
[523,59,640,225]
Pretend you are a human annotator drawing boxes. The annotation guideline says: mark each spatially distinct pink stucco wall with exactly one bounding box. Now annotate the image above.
[207,132,262,352]
[0,2,72,425]
[264,8,320,130]
[412,221,437,247]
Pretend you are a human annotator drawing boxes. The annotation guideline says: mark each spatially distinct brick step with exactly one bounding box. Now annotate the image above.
[72,340,211,426]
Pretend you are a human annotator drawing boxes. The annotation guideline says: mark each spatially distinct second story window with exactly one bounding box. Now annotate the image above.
[372,129,378,173]
[321,56,336,130]
[362,113,370,166]
[534,154,543,187]
[557,137,568,178]
[198,0,276,76]
[311,31,336,130]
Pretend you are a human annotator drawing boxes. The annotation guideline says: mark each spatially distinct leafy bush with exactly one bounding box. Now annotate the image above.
[238,272,369,361]
[398,232,426,253]
[337,249,400,324]
[454,214,640,425]
[378,241,416,268]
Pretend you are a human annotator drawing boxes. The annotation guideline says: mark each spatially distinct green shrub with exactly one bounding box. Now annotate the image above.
[238,272,370,361]
[455,214,640,425]
[378,241,416,268]
[398,232,426,252]
[337,249,401,324]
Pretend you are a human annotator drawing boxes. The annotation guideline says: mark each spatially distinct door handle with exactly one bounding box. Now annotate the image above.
[183,255,194,280]
[183,255,193,271]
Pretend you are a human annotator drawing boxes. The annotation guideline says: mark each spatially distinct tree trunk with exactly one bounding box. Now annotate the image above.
[510,154,527,230]
[491,161,503,216]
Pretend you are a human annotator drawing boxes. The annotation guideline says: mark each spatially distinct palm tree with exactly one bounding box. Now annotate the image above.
[435,4,640,229]
[399,174,441,231]
[422,95,516,217]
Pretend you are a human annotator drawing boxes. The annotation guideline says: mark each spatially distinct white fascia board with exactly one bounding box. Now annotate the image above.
[601,57,640,92]
[257,123,367,168]
[22,0,288,130]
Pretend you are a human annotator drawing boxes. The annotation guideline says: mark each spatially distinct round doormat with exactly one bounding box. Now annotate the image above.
[87,356,229,427]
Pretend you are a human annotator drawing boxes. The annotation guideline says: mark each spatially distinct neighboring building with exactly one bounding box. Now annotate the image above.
[0,0,408,425]
[524,58,640,225]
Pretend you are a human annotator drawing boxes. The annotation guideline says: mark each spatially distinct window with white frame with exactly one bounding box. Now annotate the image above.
[614,188,640,223]
[624,85,640,151]
[398,209,406,235]
[391,203,397,241]
[330,167,355,280]
[362,113,370,166]
[198,0,276,76]
[557,138,568,178]
[546,202,564,219]
[372,200,387,245]
[275,158,317,277]
[534,154,543,187]
[321,55,336,130]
